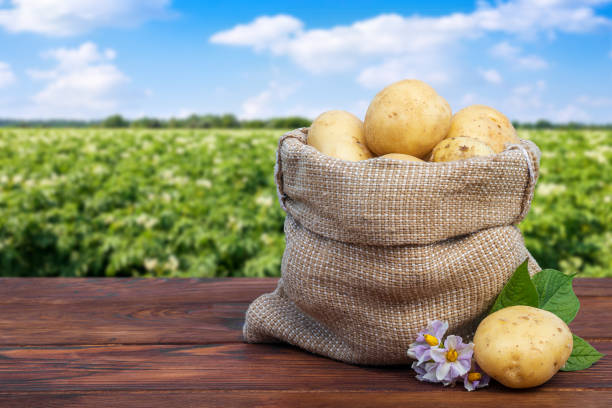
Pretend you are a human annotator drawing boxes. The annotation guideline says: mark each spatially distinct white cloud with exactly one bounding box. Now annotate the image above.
[510,80,547,100]
[0,61,16,87]
[576,94,612,107]
[502,80,595,122]
[553,104,591,122]
[27,42,129,117]
[211,1,606,83]
[210,15,303,53]
[241,81,300,119]
[490,41,548,70]
[479,68,503,84]
[0,0,172,36]
[516,55,549,70]
[490,41,521,59]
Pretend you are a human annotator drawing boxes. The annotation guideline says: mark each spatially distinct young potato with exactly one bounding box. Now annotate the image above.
[307,110,374,161]
[447,105,519,153]
[473,306,573,389]
[430,136,495,162]
[364,79,451,159]
[380,153,424,162]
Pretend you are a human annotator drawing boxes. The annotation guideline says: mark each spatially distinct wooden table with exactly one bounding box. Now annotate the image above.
[0,278,610,407]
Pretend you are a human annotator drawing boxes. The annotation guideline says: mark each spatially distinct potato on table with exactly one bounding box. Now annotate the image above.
[307,110,374,161]
[430,136,495,162]
[364,79,451,159]
[473,305,573,389]
[447,105,519,153]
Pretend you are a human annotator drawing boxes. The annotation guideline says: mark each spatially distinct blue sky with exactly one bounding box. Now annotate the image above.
[0,0,611,122]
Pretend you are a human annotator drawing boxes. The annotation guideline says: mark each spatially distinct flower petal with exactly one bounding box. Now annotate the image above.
[436,362,451,381]
[444,335,461,350]
[422,364,439,383]
[417,349,432,365]
[430,348,447,363]
[412,361,426,376]
[431,320,449,339]
[456,361,470,377]
[457,342,474,357]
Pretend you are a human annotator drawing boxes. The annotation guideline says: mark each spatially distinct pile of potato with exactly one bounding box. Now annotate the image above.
[307,79,520,162]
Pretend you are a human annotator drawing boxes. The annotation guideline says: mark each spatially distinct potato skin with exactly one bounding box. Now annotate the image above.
[430,136,495,162]
[380,153,424,162]
[364,79,451,159]
[447,105,519,153]
[307,110,374,161]
[474,306,573,389]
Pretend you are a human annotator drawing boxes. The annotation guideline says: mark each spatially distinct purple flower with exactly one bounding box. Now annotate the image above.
[412,361,438,383]
[430,335,473,385]
[407,320,449,364]
[463,360,491,391]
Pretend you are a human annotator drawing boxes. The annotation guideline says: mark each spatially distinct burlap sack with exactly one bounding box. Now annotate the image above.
[244,128,541,366]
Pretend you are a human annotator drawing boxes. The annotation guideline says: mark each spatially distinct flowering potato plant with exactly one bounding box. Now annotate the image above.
[407,320,489,391]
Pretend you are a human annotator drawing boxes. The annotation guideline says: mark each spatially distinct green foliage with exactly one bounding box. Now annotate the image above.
[532,269,580,323]
[131,117,163,128]
[519,129,612,277]
[0,128,610,278]
[102,114,129,128]
[561,335,605,371]
[265,116,311,129]
[0,129,285,277]
[489,260,539,314]
[1,114,311,129]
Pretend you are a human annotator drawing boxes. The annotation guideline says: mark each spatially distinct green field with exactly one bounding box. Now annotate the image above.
[0,128,610,277]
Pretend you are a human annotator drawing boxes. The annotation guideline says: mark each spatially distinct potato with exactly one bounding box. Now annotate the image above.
[380,153,424,162]
[307,110,374,161]
[447,105,519,153]
[364,79,451,159]
[430,136,495,162]
[474,306,573,389]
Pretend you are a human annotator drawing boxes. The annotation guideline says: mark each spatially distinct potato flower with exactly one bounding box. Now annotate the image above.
[430,335,474,385]
[463,360,490,391]
[407,320,449,365]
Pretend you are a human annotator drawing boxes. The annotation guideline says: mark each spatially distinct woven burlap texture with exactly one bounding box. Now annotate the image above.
[244,128,542,366]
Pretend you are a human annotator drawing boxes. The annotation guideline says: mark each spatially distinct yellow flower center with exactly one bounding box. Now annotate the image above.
[424,334,439,346]
[446,348,458,362]
[468,372,482,382]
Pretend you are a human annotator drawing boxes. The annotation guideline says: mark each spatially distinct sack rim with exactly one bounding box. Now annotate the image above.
[274,127,541,246]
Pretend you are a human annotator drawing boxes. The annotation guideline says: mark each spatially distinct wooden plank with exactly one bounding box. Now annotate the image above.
[0,278,278,304]
[0,390,611,408]
[0,278,610,345]
[0,302,247,345]
[0,278,275,345]
[570,296,612,339]
[573,278,612,297]
[0,277,606,304]
[0,342,609,392]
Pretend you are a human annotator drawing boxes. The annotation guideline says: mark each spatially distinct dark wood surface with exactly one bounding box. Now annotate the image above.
[0,278,610,407]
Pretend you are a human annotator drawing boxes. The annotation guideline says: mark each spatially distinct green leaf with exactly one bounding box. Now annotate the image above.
[489,259,539,315]
[561,334,604,371]
[532,269,580,323]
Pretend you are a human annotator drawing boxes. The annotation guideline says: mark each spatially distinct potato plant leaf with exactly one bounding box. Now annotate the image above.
[561,334,604,371]
[489,259,539,315]
[532,269,580,323]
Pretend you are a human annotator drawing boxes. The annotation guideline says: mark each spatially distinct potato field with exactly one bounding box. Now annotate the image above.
[0,128,610,277]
